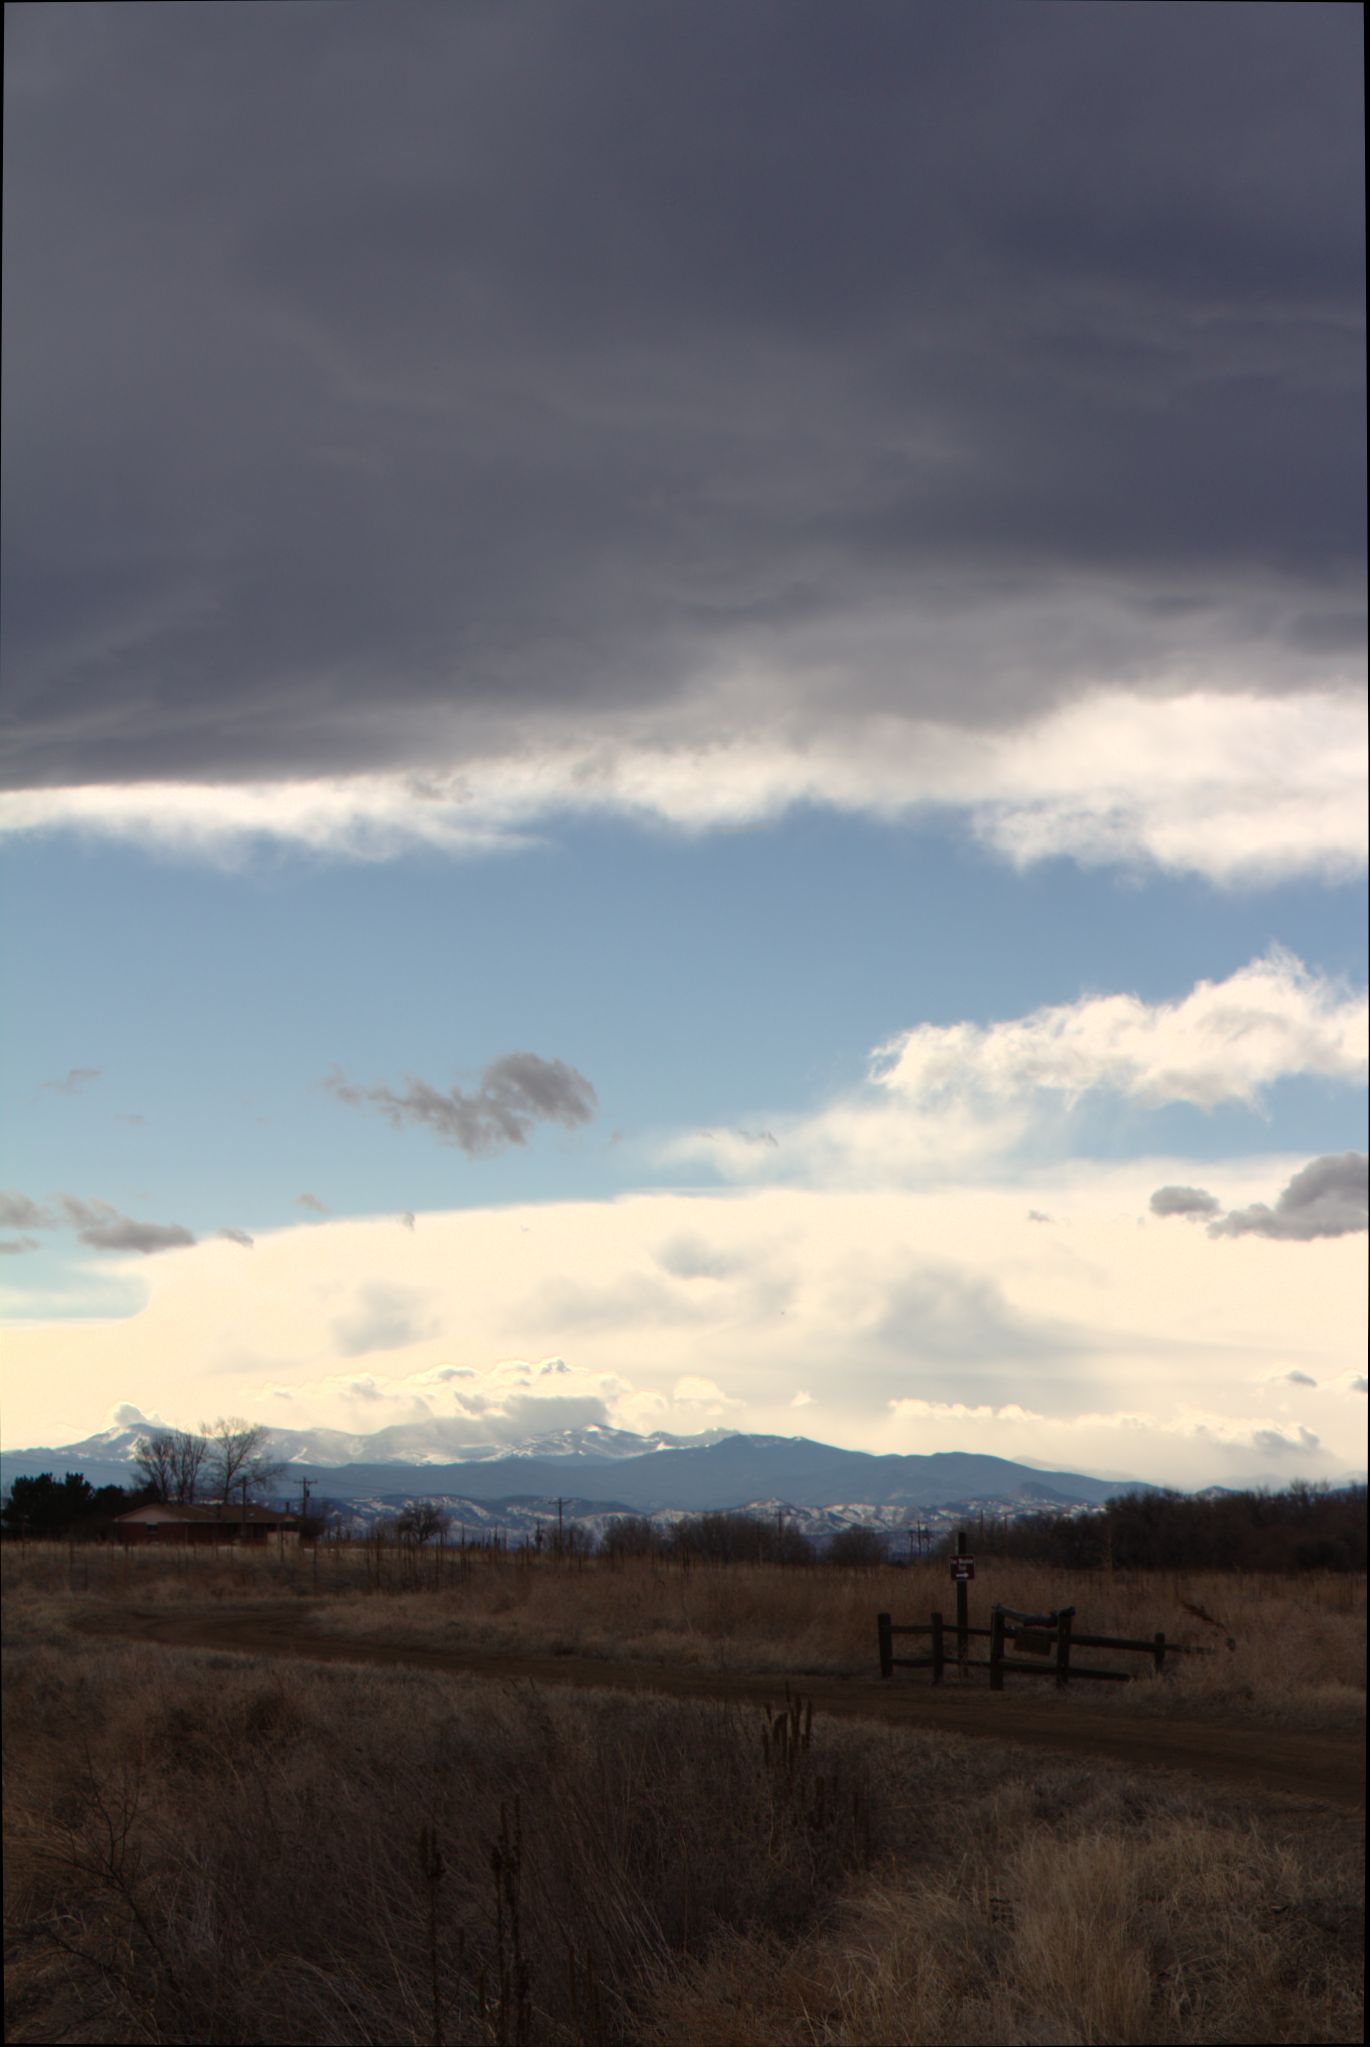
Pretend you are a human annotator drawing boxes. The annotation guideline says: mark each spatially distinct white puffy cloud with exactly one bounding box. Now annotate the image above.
[672,1375,744,1412]
[873,949,1365,1113]
[668,1095,1031,1187]
[879,1397,1331,1485]
[966,688,1366,886]
[671,953,1366,1194]
[1,689,1363,885]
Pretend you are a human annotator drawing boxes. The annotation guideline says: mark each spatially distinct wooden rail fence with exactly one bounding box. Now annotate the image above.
[877,1603,1216,1689]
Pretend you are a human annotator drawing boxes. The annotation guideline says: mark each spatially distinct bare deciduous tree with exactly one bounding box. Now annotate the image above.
[134,1429,212,1504]
[200,1417,284,1505]
[826,1525,889,1568]
[396,1500,451,1546]
[169,1430,209,1504]
[132,1433,177,1502]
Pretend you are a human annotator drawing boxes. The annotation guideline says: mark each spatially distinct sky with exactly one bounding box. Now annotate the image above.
[1,1,1366,1487]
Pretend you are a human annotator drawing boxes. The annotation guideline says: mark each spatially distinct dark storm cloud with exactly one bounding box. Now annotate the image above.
[0,1192,58,1230]
[78,1217,197,1255]
[1150,1185,1222,1220]
[326,1053,597,1157]
[1209,1152,1368,1241]
[56,1192,195,1253]
[2,3,1362,790]
[3,1188,196,1252]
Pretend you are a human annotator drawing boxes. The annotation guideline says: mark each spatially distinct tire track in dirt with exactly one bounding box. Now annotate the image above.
[76,1602,1365,1811]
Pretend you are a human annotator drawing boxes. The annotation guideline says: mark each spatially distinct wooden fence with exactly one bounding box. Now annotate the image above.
[877,1602,1215,1689]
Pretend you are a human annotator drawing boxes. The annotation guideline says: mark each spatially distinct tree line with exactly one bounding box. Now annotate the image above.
[1,1471,152,1540]
[1,1417,287,1539]
[567,1487,1369,1571]
[4,1464,1363,1568]
[989,1480,1367,1574]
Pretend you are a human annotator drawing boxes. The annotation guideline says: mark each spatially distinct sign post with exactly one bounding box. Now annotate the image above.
[950,1532,975,1669]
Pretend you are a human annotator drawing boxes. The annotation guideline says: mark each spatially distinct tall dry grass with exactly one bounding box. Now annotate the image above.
[3,1541,1364,1730]
[4,1628,1361,2046]
[641,1810,1365,2046]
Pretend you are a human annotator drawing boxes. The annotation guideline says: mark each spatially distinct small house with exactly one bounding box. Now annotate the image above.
[115,1503,300,1545]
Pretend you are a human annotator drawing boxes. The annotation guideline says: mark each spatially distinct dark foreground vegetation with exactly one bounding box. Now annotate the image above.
[4,1632,1363,2045]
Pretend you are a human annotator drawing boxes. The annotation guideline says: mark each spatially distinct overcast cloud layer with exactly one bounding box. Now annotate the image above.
[2,7,1365,1486]
[2,3,1364,875]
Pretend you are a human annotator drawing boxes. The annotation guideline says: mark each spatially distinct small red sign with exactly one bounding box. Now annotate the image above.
[951,1556,975,1580]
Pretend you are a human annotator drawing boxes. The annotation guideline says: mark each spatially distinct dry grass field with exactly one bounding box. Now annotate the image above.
[3,1619,1363,2046]
[2,1542,1364,2042]
[6,1540,1363,1732]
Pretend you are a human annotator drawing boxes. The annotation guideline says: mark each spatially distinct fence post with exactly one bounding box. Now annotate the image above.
[955,1527,968,1671]
[931,1609,944,1686]
[1055,1608,1073,1689]
[1153,1630,1166,1676]
[989,1607,1005,1691]
[877,1611,893,1680]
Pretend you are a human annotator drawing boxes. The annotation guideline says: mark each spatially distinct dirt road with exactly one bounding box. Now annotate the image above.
[78,1602,1365,1811]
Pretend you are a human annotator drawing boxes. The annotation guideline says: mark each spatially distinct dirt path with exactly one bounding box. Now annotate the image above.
[78,1602,1365,1811]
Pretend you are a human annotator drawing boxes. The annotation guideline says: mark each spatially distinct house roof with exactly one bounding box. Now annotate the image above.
[116,1502,299,1524]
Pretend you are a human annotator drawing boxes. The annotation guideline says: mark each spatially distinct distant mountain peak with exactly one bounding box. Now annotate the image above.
[0,1408,1183,1516]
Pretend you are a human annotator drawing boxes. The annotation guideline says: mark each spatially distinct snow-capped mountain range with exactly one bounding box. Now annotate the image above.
[0,1413,734,1483]
[1,1410,1152,1515]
